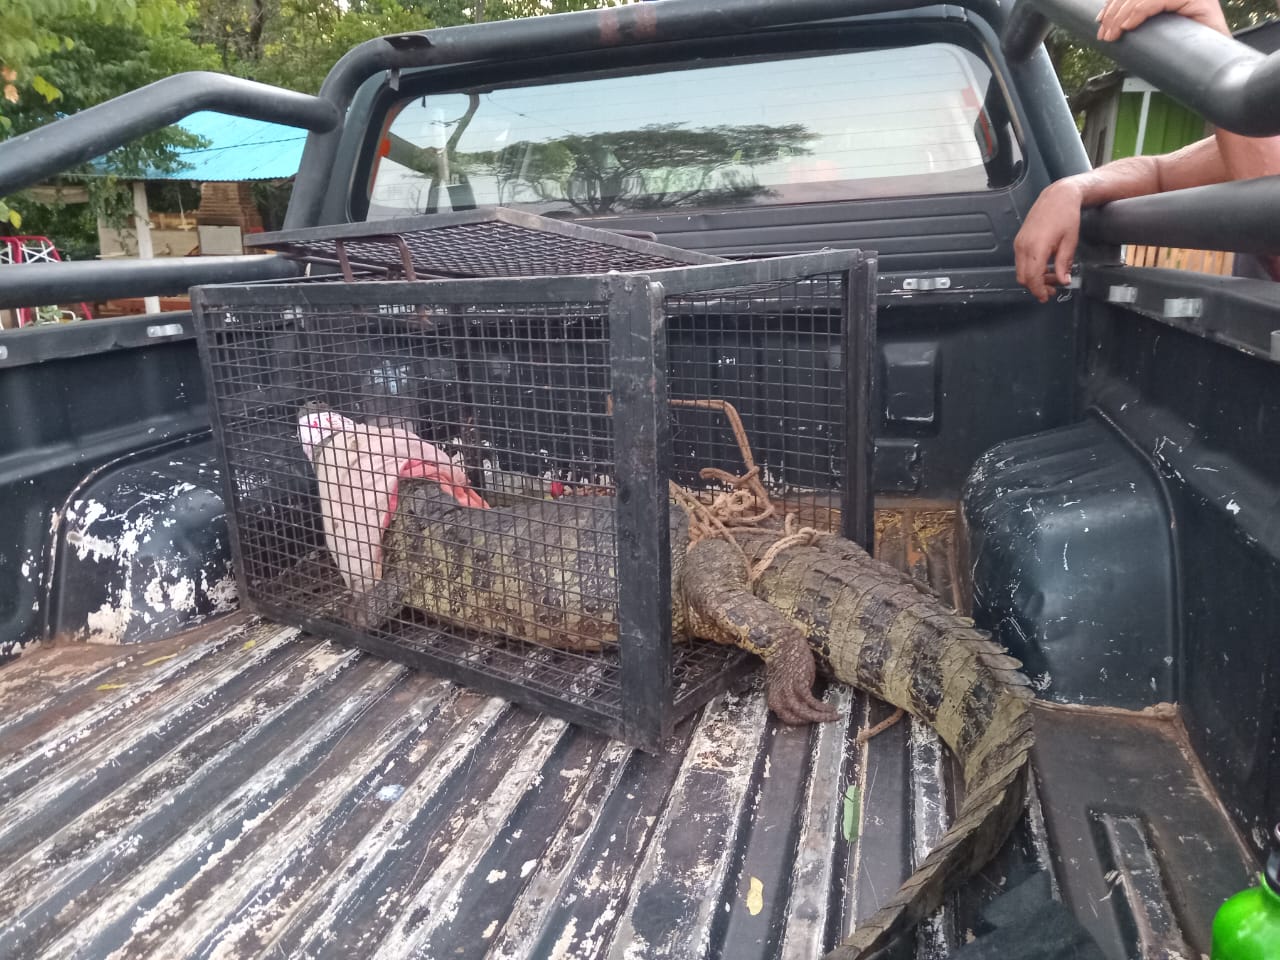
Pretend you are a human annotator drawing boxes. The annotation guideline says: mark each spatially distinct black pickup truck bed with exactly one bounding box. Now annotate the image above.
[0,507,1252,960]
[3,1,1280,956]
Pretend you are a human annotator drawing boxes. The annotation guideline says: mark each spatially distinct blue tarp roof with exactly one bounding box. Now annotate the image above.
[143,111,309,181]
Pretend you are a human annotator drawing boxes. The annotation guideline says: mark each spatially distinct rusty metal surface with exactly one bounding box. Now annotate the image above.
[250,208,722,280]
[0,508,973,960]
[1030,701,1256,957]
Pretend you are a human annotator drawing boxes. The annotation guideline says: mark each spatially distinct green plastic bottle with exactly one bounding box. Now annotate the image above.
[1211,823,1280,960]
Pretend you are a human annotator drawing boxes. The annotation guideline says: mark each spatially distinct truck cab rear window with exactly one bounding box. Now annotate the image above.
[366,43,1021,221]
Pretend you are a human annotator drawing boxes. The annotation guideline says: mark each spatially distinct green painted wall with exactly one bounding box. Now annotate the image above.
[1110,90,1206,160]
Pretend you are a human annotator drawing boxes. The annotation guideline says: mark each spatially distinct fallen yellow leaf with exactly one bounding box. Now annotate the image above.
[746,876,764,916]
[96,683,126,692]
[142,653,178,667]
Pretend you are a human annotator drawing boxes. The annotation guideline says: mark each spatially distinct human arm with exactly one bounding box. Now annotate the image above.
[1016,0,1280,299]
[1014,137,1230,301]
[1096,0,1280,183]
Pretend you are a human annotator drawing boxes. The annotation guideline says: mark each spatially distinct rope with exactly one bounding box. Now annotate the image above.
[670,476,828,583]
[668,479,749,569]
[746,514,828,585]
[855,707,905,743]
[696,466,775,527]
[669,398,777,528]
[669,398,761,473]
[666,398,829,580]
[667,399,773,541]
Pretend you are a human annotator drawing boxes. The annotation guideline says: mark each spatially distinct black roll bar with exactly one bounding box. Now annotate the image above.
[0,73,339,197]
[0,255,302,311]
[1003,0,1280,137]
[1082,176,1280,254]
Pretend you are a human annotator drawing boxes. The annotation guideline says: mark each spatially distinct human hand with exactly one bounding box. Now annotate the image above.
[1014,179,1083,303]
[1096,0,1230,41]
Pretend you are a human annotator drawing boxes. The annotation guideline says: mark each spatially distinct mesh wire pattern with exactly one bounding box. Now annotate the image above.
[196,254,869,747]
[250,208,723,280]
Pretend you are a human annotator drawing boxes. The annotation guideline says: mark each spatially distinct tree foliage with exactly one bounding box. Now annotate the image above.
[1,1,216,233]
[196,0,637,94]
[0,0,203,104]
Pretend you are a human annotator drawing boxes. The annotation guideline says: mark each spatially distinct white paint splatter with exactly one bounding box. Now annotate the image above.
[1226,499,1241,515]
[207,576,239,613]
[167,577,196,612]
[1062,542,1070,572]
[86,598,134,644]
[117,516,154,558]
[144,579,168,612]
[74,499,108,529]
[520,859,537,878]
[549,917,578,959]
[66,529,118,563]
[377,784,405,802]
[487,869,507,883]
[482,920,498,939]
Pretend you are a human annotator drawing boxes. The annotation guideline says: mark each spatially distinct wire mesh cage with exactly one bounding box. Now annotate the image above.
[248,208,723,280]
[194,250,875,749]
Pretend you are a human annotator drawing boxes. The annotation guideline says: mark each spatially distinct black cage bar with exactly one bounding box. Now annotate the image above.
[194,251,874,749]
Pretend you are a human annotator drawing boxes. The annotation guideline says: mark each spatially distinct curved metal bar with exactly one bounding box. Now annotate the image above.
[285,0,1003,227]
[0,255,302,311]
[1082,175,1280,253]
[1003,0,1280,137]
[0,73,340,197]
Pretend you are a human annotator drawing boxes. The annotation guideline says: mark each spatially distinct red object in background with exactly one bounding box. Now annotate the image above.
[0,236,94,326]
[549,481,566,498]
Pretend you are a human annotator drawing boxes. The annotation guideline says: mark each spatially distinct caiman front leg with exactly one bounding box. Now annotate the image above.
[345,562,412,631]
[681,538,840,725]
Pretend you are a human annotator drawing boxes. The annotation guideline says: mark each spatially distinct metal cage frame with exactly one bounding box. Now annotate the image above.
[194,249,876,749]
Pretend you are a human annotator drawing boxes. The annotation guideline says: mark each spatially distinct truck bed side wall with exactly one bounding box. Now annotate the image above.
[965,277,1280,854]
[1089,302,1280,853]
[0,317,210,658]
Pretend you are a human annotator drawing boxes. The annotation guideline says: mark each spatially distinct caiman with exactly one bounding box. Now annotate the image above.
[302,406,1035,960]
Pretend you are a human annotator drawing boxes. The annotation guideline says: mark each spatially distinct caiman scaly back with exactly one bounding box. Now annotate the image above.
[312,422,1035,959]
[712,527,1036,959]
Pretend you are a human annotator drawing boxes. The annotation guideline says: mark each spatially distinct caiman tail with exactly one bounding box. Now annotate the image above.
[742,531,1036,960]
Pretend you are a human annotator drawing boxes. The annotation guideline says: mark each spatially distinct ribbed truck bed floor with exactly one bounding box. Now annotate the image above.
[0,504,1255,960]
[0,613,941,960]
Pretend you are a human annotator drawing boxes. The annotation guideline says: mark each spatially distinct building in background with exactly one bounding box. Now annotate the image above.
[89,111,306,314]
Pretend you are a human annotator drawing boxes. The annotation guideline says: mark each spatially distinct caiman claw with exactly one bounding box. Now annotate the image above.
[765,638,840,726]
